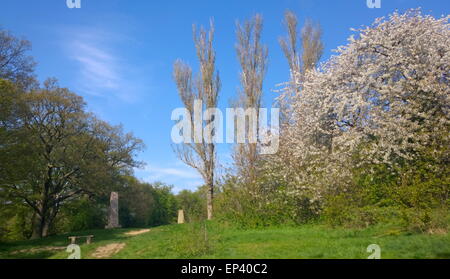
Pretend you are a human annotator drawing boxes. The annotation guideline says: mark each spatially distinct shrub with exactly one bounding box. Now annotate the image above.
[176,188,207,223]
[55,197,106,233]
[399,207,449,234]
[215,178,314,228]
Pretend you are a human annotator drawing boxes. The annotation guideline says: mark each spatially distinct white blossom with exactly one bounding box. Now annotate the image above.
[268,10,450,206]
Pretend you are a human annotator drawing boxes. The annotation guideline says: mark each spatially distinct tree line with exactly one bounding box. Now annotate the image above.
[173,9,449,232]
[173,11,324,220]
[1,8,448,240]
[0,29,183,240]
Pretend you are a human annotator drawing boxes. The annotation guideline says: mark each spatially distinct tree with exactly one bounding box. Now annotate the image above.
[173,20,220,220]
[147,182,178,226]
[276,10,450,206]
[0,29,37,90]
[278,10,324,125]
[176,188,207,222]
[119,176,155,228]
[0,79,143,238]
[233,14,268,186]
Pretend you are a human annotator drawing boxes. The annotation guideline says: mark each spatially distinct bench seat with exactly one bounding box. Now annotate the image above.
[68,235,94,244]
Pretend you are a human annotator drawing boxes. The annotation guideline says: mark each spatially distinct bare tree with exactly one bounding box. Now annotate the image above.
[279,11,301,89]
[279,10,324,124]
[233,14,268,186]
[0,29,37,90]
[173,20,220,220]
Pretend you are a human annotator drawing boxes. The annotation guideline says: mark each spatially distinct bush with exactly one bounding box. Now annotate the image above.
[0,204,33,241]
[323,204,400,229]
[215,180,309,229]
[323,190,449,233]
[119,178,155,228]
[322,155,450,232]
[148,182,178,226]
[176,188,207,223]
[55,196,106,233]
[399,207,449,234]
[120,178,178,228]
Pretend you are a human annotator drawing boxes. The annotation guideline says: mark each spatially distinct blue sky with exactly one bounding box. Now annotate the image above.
[1,0,449,193]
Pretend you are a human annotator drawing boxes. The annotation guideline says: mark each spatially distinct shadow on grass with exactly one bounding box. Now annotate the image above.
[435,252,450,259]
[5,251,57,259]
[0,228,138,259]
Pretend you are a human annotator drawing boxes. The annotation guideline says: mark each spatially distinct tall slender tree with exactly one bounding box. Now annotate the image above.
[173,20,220,220]
[233,14,268,186]
[278,10,324,124]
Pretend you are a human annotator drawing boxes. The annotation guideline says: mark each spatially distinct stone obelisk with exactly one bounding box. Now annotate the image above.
[177,210,185,224]
[106,192,121,229]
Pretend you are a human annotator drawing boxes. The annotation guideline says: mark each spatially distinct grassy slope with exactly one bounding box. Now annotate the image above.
[0,223,449,259]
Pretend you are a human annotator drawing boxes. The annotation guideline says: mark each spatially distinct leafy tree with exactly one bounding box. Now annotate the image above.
[55,195,106,233]
[119,176,155,228]
[0,79,143,238]
[0,29,37,90]
[274,9,449,221]
[176,188,206,222]
[148,182,178,226]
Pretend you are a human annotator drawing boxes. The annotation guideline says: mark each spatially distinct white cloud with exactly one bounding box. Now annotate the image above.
[62,28,148,103]
[72,41,120,91]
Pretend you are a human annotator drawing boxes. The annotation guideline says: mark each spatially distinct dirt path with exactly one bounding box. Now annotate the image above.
[124,229,151,236]
[91,243,126,258]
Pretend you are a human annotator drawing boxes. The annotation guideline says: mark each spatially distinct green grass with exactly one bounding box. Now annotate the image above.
[1,222,449,259]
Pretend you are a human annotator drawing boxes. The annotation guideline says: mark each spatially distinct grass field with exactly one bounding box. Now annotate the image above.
[1,222,449,259]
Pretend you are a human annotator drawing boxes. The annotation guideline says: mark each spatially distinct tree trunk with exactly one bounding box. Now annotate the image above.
[30,213,45,239]
[206,177,213,220]
[30,204,56,239]
[42,218,51,238]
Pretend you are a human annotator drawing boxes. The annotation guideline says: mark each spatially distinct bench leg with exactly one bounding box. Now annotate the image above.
[86,237,92,244]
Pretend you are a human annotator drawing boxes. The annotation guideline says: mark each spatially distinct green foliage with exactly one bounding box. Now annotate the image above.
[215,176,305,229]
[54,196,106,233]
[147,182,178,226]
[51,179,179,232]
[119,177,155,228]
[1,77,144,238]
[322,151,450,233]
[119,179,179,228]
[0,79,24,125]
[176,188,206,222]
[399,207,450,234]
[0,29,37,90]
[322,194,400,228]
[217,143,449,233]
[0,203,33,241]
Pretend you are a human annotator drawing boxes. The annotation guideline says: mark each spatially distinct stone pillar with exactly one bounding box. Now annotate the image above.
[105,192,121,229]
[177,210,185,224]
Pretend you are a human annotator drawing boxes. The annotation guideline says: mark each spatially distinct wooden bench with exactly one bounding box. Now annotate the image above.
[68,235,94,244]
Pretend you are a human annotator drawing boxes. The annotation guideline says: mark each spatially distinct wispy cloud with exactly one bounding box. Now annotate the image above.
[72,40,120,92]
[62,27,148,103]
